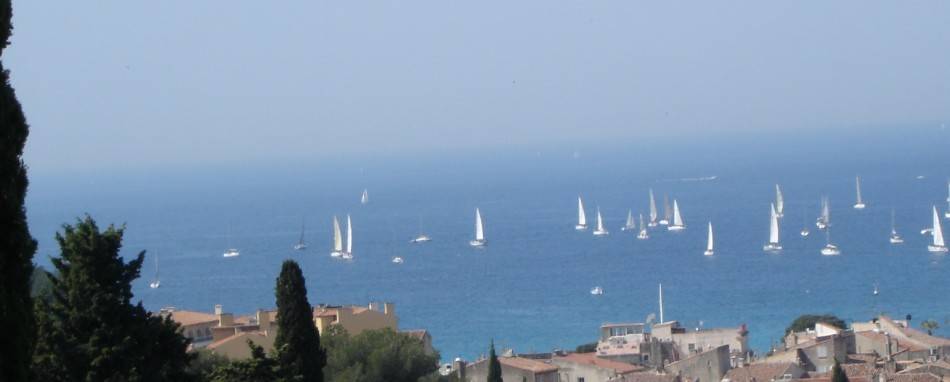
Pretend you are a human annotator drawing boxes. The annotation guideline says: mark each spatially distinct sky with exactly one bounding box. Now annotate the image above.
[6,1,950,173]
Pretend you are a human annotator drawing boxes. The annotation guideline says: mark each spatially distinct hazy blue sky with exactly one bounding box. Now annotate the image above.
[7,1,950,172]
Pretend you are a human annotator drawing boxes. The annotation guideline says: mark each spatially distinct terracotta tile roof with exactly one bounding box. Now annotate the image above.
[168,310,218,327]
[554,353,642,374]
[841,362,878,378]
[848,354,880,364]
[622,372,679,382]
[724,362,800,382]
[498,357,558,374]
[207,331,258,350]
[887,373,943,382]
[798,377,871,382]
[402,330,428,340]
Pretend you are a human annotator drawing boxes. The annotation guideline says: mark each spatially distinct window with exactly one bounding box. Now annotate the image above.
[578,378,585,382]
[688,343,696,352]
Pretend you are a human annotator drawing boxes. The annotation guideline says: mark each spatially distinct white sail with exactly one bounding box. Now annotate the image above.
[577,197,587,227]
[361,189,369,204]
[649,189,658,223]
[475,208,484,242]
[332,216,343,252]
[707,223,714,251]
[345,214,353,254]
[775,184,784,217]
[638,214,648,239]
[672,200,683,227]
[769,203,780,244]
[933,206,945,247]
[854,177,866,209]
[596,208,605,232]
[625,210,635,230]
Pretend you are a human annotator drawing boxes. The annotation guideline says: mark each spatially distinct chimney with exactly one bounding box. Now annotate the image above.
[257,309,270,335]
[216,305,233,327]
[454,358,466,380]
[384,302,394,316]
[214,304,223,315]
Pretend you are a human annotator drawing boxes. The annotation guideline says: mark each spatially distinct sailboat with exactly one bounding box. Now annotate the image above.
[593,207,609,236]
[816,197,831,230]
[821,227,840,256]
[149,253,161,289]
[293,218,307,250]
[775,185,785,218]
[667,200,685,231]
[330,216,344,257]
[704,222,714,256]
[648,189,659,227]
[575,196,588,230]
[361,189,369,205]
[223,224,240,258]
[889,209,904,244]
[410,216,432,243]
[622,210,636,231]
[763,203,782,251]
[800,207,810,237]
[637,214,649,240]
[469,208,486,247]
[873,282,879,296]
[590,286,605,295]
[341,214,354,260]
[928,206,948,253]
[853,177,866,210]
[659,195,671,226]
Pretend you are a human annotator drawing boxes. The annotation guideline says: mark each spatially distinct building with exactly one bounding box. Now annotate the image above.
[161,307,218,348]
[313,302,397,335]
[664,345,731,382]
[463,356,559,382]
[723,362,807,382]
[598,323,651,364]
[163,305,278,359]
[652,321,749,360]
[552,352,643,382]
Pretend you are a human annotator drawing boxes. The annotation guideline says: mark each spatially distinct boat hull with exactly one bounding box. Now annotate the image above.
[575,224,588,231]
[637,232,649,240]
[890,236,904,244]
[469,240,486,247]
[928,245,948,253]
[703,250,714,256]
[667,225,685,232]
[800,229,810,237]
[821,246,840,256]
[763,244,782,251]
[853,203,866,210]
[593,230,609,236]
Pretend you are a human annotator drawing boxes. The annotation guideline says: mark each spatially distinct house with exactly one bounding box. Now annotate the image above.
[313,302,397,335]
[463,356,559,382]
[161,307,218,348]
[664,345,731,382]
[653,321,749,364]
[552,352,643,382]
[597,323,651,365]
[164,305,278,360]
[723,362,807,382]
[763,335,850,373]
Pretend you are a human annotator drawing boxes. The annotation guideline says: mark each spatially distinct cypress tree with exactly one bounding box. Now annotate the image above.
[831,358,849,382]
[274,260,325,381]
[0,0,38,380]
[487,339,502,382]
[32,216,194,381]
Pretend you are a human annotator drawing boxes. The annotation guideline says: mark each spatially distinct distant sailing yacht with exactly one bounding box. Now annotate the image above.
[816,197,831,230]
[409,216,432,243]
[637,214,649,240]
[341,214,354,260]
[853,177,866,210]
[667,200,685,231]
[775,185,785,218]
[361,189,369,205]
[149,253,161,289]
[593,207,609,236]
[889,209,904,244]
[704,222,714,256]
[330,216,344,257]
[763,203,782,251]
[821,227,841,256]
[648,189,659,227]
[223,224,240,258]
[469,208,486,247]
[622,210,636,231]
[575,196,588,230]
[800,207,810,237]
[293,218,307,251]
[928,206,948,253]
[945,181,950,219]
[659,195,672,226]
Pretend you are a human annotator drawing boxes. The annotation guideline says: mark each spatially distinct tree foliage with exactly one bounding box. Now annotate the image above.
[0,0,38,378]
[921,319,940,336]
[785,314,846,334]
[322,326,440,382]
[208,341,280,382]
[575,342,598,353]
[831,358,849,382]
[31,216,194,381]
[274,260,325,382]
[487,340,502,382]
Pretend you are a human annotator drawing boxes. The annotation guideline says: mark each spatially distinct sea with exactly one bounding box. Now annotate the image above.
[25,126,950,362]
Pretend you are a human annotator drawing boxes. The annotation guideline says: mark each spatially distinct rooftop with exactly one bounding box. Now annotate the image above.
[166,310,218,327]
[724,362,801,382]
[554,352,642,374]
[497,357,558,374]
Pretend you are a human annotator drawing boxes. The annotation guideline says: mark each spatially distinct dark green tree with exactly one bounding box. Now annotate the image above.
[322,326,440,382]
[274,260,324,381]
[785,314,847,334]
[208,341,280,382]
[0,0,38,380]
[831,359,849,382]
[575,342,598,353]
[921,319,940,335]
[487,340,502,382]
[32,216,194,381]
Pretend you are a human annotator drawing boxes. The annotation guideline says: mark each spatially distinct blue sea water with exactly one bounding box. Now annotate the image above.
[26,126,950,362]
